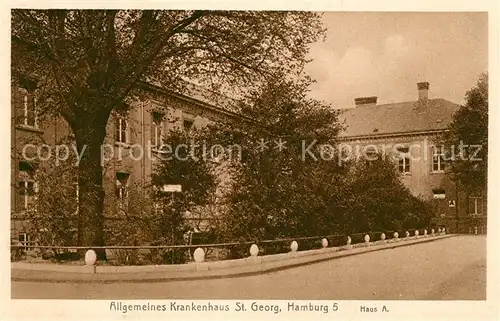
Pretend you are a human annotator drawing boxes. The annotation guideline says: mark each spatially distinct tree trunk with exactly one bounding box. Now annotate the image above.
[75,125,107,260]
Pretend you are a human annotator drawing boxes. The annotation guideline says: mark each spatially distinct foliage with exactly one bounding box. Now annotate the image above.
[208,76,343,241]
[442,73,488,193]
[11,9,326,249]
[208,77,435,243]
[151,129,218,211]
[337,158,435,233]
[102,183,155,246]
[21,139,79,247]
[150,128,218,244]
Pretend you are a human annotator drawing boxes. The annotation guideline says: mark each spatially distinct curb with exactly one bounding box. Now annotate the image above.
[12,234,455,284]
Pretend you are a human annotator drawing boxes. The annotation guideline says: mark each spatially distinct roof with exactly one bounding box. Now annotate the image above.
[182,82,241,113]
[338,98,461,138]
[141,78,241,114]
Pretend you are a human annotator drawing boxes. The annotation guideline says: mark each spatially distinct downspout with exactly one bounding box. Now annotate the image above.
[455,180,460,233]
[141,102,145,199]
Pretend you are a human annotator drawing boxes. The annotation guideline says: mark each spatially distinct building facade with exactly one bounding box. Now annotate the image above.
[11,79,487,249]
[338,82,487,233]
[11,81,239,246]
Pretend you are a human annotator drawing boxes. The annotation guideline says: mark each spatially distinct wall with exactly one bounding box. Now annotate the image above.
[339,132,471,223]
[10,84,240,243]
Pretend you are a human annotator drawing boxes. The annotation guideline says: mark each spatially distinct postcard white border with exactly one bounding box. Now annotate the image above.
[1,1,499,321]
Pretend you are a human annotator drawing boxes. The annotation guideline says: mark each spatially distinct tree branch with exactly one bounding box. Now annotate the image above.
[105,10,119,75]
[109,10,208,111]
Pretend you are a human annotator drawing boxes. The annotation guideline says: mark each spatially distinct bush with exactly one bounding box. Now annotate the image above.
[53,251,79,262]
[41,249,55,260]
[11,247,25,261]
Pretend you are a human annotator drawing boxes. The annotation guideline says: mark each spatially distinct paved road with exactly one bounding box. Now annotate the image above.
[12,235,486,300]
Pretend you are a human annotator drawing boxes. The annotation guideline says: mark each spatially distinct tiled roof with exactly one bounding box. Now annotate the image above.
[182,82,241,113]
[142,78,241,113]
[338,98,461,138]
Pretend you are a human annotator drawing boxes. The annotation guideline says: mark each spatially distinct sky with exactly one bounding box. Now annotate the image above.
[305,12,488,109]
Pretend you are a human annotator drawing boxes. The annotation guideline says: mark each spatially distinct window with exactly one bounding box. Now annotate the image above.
[432,188,446,199]
[115,172,129,210]
[433,145,446,172]
[364,146,378,165]
[397,147,411,174]
[152,112,164,149]
[469,196,483,215]
[183,119,194,132]
[115,117,128,143]
[18,88,37,128]
[19,233,34,251]
[18,161,36,210]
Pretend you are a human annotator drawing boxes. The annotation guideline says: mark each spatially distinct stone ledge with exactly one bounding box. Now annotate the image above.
[11,262,96,274]
[11,234,455,283]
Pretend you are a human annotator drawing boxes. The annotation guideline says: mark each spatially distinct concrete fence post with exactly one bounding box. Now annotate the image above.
[393,232,399,242]
[193,247,207,271]
[414,230,419,238]
[424,229,428,237]
[290,241,298,252]
[405,231,410,240]
[364,234,370,247]
[249,244,259,257]
[84,249,97,266]
[345,236,352,250]
[249,244,261,264]
[321,238,328,248]
[193,248,205,263]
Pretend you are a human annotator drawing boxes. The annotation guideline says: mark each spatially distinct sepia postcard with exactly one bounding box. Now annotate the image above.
[1,1,499,320]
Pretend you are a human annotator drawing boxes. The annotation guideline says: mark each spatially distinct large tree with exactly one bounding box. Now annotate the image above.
[442,73,488,193]
[11,10,325,250]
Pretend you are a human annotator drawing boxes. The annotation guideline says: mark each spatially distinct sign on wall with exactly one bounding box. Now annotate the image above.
[162,184,182,193]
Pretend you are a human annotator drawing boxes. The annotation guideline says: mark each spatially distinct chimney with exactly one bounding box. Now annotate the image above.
[354,96,377,108]
[417,82,429,100]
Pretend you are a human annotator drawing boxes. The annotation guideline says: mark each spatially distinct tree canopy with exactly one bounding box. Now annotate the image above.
[11,10,326,250]
[207,77,434,243]
[12,10,325,122]
[442,73,488,193]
